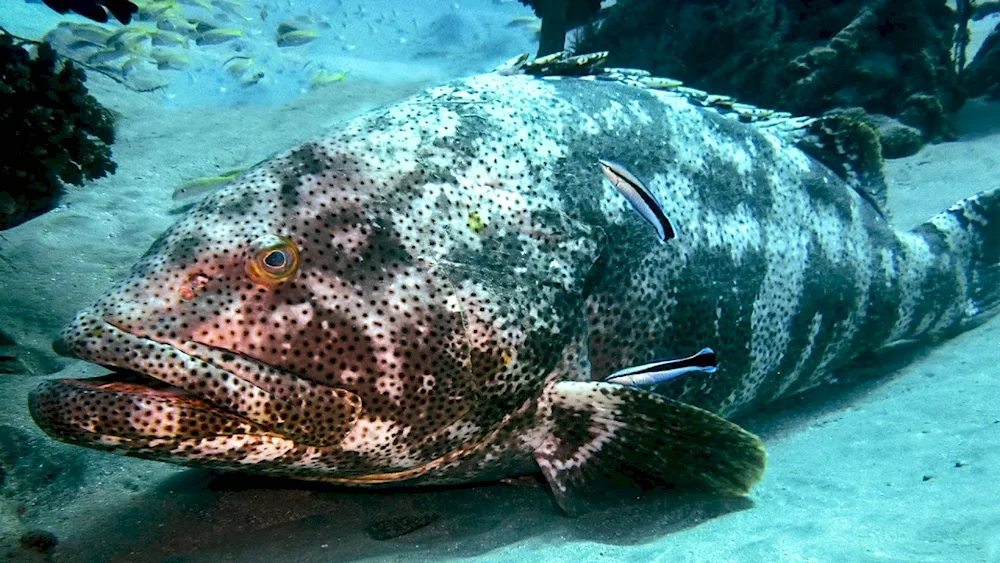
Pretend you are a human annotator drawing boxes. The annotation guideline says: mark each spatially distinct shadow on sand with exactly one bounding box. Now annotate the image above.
[54,469,752,562]
[49,342,942,563]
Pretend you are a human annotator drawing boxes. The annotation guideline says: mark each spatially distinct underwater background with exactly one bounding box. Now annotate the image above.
[2,0,1000,561]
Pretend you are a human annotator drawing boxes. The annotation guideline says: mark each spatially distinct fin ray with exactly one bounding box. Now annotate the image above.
[533,381,766,515]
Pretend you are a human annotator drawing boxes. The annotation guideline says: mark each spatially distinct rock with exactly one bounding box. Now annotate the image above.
[899,94,951,140]
[572,0,962,142]
[964,22,1000,99]
[874,116,925,159]
[19,530,58,554]
[826,108,924,159]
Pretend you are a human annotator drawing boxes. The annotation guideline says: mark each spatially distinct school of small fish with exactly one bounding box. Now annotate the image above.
[35,0,468,92]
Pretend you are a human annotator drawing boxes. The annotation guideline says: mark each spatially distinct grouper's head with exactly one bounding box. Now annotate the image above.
[28,132,501,475]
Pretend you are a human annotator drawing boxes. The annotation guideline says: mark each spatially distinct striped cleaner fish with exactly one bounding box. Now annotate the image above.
[604,347,717,387]
[29,65,1000,515]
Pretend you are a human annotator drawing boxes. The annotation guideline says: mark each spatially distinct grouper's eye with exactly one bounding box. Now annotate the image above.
[246,235,299,287]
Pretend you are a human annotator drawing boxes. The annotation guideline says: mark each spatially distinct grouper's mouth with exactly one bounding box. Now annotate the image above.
[29,313,269,448]
[29,311,362,452]
[29,366,265,447]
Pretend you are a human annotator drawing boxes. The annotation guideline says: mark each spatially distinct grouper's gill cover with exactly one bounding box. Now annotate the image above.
[30,72,1000,513]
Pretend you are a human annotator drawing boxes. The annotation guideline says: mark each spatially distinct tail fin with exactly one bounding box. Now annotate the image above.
[891,187,1000,342]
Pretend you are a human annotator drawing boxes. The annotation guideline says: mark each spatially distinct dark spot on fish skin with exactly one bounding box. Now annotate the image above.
[746,135,779,207]
[289,142,329,177]
[912,249,962,336]
[433,120,488,173]
[581,236,610,300]
[689,157,748,217]
[280,181,299,209]
[912,221,950,258]
[215,189,256,218]
[584,226,768,411]
[799,162,854,224]
[448,231,529,291]
[351,217,413,285]
[548,403,600,458]
[544,402,644,501]
[697,111,781,218]
[167,234,204,265]
[382,168,429,210]
[760,234,856,403]
[854,223,903,353]
[311,205,413,293]
[274,143,336,212]
[549,80,682,228]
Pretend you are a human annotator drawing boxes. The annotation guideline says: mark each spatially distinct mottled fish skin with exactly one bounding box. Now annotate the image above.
[30,73,1000,494]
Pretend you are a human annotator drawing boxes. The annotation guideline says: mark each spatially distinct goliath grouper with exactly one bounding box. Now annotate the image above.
[29,66,1000,514]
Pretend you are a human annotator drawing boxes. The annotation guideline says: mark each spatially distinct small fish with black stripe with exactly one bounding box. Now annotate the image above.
[598,158,677,243]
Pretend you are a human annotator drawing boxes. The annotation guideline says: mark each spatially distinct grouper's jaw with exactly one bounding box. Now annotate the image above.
[29,308,342,461]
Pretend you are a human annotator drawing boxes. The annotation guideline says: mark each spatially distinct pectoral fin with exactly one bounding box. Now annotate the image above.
[533,381,766,515]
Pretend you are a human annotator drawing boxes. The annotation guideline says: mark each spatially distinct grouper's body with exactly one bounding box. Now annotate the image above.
[30,69,1000,512]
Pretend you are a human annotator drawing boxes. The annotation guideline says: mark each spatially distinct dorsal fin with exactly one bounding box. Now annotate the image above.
[498,52,891,219]
[797,114,889,218]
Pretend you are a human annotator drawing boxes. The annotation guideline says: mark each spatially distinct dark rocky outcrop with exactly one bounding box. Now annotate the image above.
[965,22,1000,99]
[572,0,963,157]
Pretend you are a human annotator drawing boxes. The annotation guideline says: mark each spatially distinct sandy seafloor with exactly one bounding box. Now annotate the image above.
[3,3,1000,562]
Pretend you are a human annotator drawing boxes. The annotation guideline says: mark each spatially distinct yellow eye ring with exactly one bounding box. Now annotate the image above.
[247,235,299,287]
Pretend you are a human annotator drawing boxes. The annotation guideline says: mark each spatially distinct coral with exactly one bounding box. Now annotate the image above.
[573,0,962,155]
[0,30,116,230]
